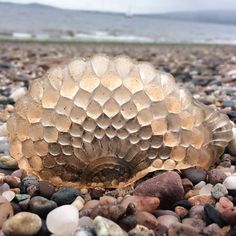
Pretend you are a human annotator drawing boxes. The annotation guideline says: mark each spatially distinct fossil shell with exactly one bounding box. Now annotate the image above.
[7,55,233,188]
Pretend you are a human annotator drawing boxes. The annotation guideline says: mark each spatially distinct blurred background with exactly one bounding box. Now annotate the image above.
[0,0,236,125]
[1,0,236,44]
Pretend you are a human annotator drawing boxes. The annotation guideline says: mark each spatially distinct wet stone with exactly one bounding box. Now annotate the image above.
[51,187,81,206]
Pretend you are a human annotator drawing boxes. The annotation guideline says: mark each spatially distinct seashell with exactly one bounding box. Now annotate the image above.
[7,55,233,188]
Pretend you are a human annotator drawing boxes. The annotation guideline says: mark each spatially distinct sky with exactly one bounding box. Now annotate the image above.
[1,0,236,14]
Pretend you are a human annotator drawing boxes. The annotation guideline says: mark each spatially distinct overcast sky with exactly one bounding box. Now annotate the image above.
[1,0,236,14]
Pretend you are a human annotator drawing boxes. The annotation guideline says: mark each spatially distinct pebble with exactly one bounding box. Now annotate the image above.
[221,207,236,225]
[121,196,160,213]
[0,123,7,137]
[133,171,184,208]
[199,183,213,195]
[10,87,27,101]
[134,211,159,230]
[29,196,57,218]
[157,215,179,228]
[0,202,14,228]
[181,178,193,193]
[51,187,81,206]
[90,203,126,221]
[46,205,79,235]
[208,169,227,185]
[203,223,222,236]
[2,212,42,236]
[174,206,188,219]
[188,195,215,206]
[128,224,155,236]
[15,193,30,202]
[211,183,228,199]
[168,222,198,236]
[216,197,234,213]
[118,215,137,232]
[11,169,27,180]
[20,176,39,193]
[172,200,192,210]
[0,156,18,170]
[72,196,85,211]
[182,218,206,232]
[38,180,55,199]
[3,176,19,188]
[223,175,236,190]
[189,205,208,221]
[0,183,10,195]
[182,167,207,185]
[2,190,15,202]
[204,203,225,227]
[93,216,128,236]
[194,181,206,190]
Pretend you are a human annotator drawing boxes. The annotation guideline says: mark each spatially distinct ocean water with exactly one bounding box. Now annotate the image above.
[1,11,236,44]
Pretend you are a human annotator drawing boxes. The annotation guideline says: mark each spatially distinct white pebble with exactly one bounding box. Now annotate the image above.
[223,175,236,190]
[46,205,79,236]
[10,87,27,101]
[199,184,213,196]
[2,190,15,202]
[72,196,84,211]
[194,181,206,190]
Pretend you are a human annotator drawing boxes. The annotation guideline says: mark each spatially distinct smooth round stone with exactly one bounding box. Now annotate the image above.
[199,184,213,196]
[189,205,207,221]
[194,181,206,190]
[211,183,228,199]
[94,216,127,236]
[29,196,57,218]
[157,215,179,228]
[0,202,14,228]
[3,176,19,188]
[51,187,81,206]
[2,190,15,202]
[221,207,236,225]
[46,205,79,235]
[39,181,55,199]
[204,204,225,227]
[182,168,207,185]
[223,175,236,190]
[0,155,18,170]
[0,183,10,195]
[2,212,42,236]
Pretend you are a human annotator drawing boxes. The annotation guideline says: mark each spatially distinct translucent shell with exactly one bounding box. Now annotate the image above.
[7,55,233,188]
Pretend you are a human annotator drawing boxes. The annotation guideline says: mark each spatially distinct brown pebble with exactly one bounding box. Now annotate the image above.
[121,196,160,213]
[175,206,188,219]
[11,169,27,180]
[188,195,215,206]
[168,222,198,236]
[3,176,19,188]
[0,203,14,228]
[99,196,117,205]
[38,181,55,199]
[222,207,236,225]
[135,211,159,230]
[181,178,193,193]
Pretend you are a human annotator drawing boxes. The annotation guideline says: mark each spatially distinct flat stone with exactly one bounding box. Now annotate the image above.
[2,212,42,236]
[94,216,127,236]
[133,171,184,208]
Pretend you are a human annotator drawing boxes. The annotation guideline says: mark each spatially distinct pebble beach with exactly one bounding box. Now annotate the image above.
[0,41,236,236]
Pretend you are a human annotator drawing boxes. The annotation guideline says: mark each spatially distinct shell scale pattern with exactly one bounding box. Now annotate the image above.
[7,55,233,188]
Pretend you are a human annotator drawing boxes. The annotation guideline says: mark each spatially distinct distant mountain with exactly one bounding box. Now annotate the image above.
[156,10,236,26]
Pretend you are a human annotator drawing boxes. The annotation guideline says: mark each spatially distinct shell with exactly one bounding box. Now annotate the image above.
[7,55,233,188]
